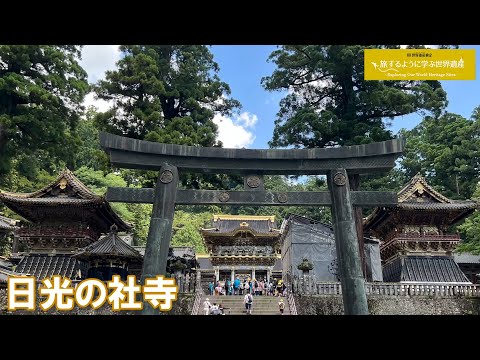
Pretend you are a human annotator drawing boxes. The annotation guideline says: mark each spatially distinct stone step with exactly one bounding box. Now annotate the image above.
[199,295,290,315]
[201,296,289,301]
[204,310,290,314]
[203,301,287,304]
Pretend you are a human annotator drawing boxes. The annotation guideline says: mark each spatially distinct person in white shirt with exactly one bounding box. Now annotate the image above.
[278,298,285,315]
[203,298,211,315]
[244,290,253,315]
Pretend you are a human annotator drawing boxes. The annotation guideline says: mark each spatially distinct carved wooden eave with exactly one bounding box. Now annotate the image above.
[202,229,281,238]
[202,215,282,264]
[397,173,452,203]
[210,255,278,266]
[201,214,280,239]
[364,173,478,234]
[0,169,131,232]
[363,174,478,264]
[380,233,460,264]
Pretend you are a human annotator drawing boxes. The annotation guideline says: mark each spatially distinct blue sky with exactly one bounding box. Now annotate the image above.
[211,45,281,149]
[82,45,480,149]
[210,45,480,148]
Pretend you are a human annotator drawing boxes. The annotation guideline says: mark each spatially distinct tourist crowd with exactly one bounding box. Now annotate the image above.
[207,277,287,297]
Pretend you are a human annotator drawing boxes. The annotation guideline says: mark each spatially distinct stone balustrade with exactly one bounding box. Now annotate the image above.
[290,275,480,297]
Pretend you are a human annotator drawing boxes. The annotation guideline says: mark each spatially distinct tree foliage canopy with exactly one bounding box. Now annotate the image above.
[400,109,480,199]
[94,45,242,190]
[74,166,152,244]
[262,45,450,148]
[0,45,88,181]
[457,183,480,254]
[94,45,240,146]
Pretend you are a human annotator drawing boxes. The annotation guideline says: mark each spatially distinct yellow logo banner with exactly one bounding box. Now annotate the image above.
[364,49,475,80]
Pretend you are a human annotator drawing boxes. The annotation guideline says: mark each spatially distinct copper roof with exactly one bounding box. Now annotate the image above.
[74,230,142,261]
[364,174,478,230]
[196,256,213,270]
[0,169,131,231]
[397,173,452,203]
[0,168,97,199]
[15,254,87,280]
[396,202,477,211]
[202,215,280,237]
[383,256,471,283]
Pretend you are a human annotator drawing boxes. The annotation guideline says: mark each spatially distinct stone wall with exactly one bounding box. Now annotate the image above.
[294,295,480,315]
[0,287,195,315]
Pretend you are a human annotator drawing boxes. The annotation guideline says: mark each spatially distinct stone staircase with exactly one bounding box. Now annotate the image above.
[196,295,290,315]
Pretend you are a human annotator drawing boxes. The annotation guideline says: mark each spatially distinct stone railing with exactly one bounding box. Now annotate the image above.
[191,271,205,315]
[291,275,480,297]
[365,282,480,297]
[191,288,203,315]
[287,291,298,315]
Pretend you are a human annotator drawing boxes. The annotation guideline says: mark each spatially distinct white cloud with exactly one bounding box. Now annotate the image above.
[237,112,258,128]
[80,45,121,83]
[213,111,258,148]
[80,45,120,112]
[83,92,113,113]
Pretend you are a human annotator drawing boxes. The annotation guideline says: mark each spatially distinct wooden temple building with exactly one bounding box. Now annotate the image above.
[200,215,282,282]
[0,169,138,280]
[364,173,478,283]
[74,225,142,280]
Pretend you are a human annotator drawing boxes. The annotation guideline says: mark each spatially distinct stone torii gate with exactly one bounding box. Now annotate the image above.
[99,132,404,315]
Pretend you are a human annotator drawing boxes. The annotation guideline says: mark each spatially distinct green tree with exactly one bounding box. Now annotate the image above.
[456,183,480,254]
[94,45,240,144]
[74,107,110,171]
[94,45,241,190]
[262,45,451,148]
[225,175,332,225]
[74,167,151,244]
[172,210,214,254]
[0,45,89,182]
[400,109,480,199]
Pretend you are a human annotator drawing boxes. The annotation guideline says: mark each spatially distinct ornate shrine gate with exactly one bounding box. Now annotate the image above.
[100,132,404,315]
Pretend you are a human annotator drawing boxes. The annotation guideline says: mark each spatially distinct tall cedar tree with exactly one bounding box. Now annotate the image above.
[94,45,241,189]
[262,45,452,272]
[262,45,451,148]
[0,45,88,182]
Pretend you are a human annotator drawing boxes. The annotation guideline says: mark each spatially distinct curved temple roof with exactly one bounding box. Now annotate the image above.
[74,230,142,261]
[0,169,131,232]
[364,173,478,231]
[202,215,280,237]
